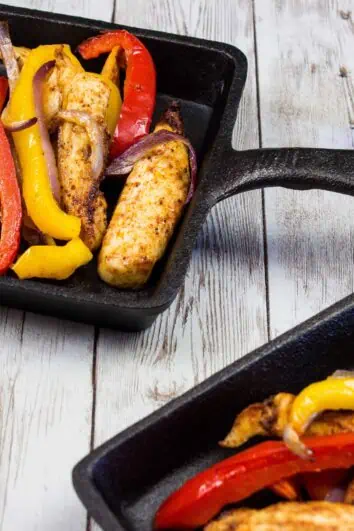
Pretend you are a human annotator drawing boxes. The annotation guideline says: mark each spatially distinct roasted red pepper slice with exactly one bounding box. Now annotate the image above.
[0,77,22,274]
[0,76,8,111]
[78,30,156,158]
[154,433,354,529]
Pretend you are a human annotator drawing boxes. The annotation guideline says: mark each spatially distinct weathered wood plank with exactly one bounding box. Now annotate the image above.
[0,1,113,530]
[0,312,94,531]
[94,0,267,455]
[3,0,114,20]
[255,0,354,338]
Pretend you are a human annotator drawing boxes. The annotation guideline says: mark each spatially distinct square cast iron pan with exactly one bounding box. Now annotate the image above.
[1,5,354,331]
[73,292,354,530]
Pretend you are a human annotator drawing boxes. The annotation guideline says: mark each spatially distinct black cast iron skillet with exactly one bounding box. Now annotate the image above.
[1,5,354,331]
[72,293,354,530]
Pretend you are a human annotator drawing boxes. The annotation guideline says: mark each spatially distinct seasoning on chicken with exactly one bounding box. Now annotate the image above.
[204,509,257,531]
[204,502,354,530]
[220,393,354,448]
[57,71,120,251]
[98,101,190,288]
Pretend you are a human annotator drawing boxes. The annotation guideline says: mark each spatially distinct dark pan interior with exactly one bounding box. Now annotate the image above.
[0,5,237,306]
[74,296,354,530]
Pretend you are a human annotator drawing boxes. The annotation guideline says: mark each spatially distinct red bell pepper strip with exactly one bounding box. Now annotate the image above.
[154,433,354,529]
[0,109,22,274]
[270,478,301,500]
[0,76,8,111]
[78,30,156,159]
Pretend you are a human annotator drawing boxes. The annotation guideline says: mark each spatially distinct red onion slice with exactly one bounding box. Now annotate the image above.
[0,21,19,94]
[106,130,197,203]
[57,110,104,182]
[4,117,37,132]
[325,487,346,503]
[283,425,313,460]
[33,60,61,204]
[330,370,354,379]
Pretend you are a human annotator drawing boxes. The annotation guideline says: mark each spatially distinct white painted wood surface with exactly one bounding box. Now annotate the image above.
[0,1,353,530]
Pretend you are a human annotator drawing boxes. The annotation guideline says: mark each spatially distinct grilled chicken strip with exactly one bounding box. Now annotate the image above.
[205,502,354,530]
[220,393,354,448]
[57,72,111,251]
[98,102,190,288]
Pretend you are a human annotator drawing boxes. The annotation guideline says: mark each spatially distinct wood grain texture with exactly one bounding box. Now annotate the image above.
[0,311,94,531]
[2,0,114,20]
[93,0,268,457]
[255,0,354,337]
[0,0,115,530]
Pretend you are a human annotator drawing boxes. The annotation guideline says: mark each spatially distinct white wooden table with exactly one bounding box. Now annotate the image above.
[1,0,354,529]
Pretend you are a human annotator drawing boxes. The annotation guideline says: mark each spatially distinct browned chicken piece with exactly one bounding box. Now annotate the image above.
[221,393,354,448]
[57,71,112,251]
[98,102,190,288]
[205,502,354,530]
[220,393,295,447]
[205,509,257,531]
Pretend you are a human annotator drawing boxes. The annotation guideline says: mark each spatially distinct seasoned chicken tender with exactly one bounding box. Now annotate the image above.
[98,102,190,288]
[221,393,354,448]
[57,72,111,251]
[205,502,354,530]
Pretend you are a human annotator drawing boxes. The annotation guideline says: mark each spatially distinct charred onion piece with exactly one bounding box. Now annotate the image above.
[106,130,197,203]
[4,117,37,132]
[57,110,104,182]
[0,21,19,93]
[330,370,354,379]
[33,60,61,204]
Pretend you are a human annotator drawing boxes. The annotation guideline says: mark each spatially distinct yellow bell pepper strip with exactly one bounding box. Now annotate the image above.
[93,72,122,138]
[101,45,121,84]
[284,376,354,459]
[3,45,81,240]
[12,237,93,280]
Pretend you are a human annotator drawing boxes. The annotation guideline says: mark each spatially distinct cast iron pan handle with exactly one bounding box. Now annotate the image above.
[216,147,354,202]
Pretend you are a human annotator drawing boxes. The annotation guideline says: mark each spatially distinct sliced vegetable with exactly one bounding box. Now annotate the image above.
[0,21,19,93]
[0,119,22,274]
[4,116,37,132]
[12,237,92,280]
[284,376,354,459]
[154,433,354,530]
[270,478,301,501]
[33,60,61,203]
[3,48,81,240]
[78,30,156,158]
[0,76,8,110]
[106,129,197,203]
[302,469,348,501]
[101,45,121,84]
[57,110,104,183]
